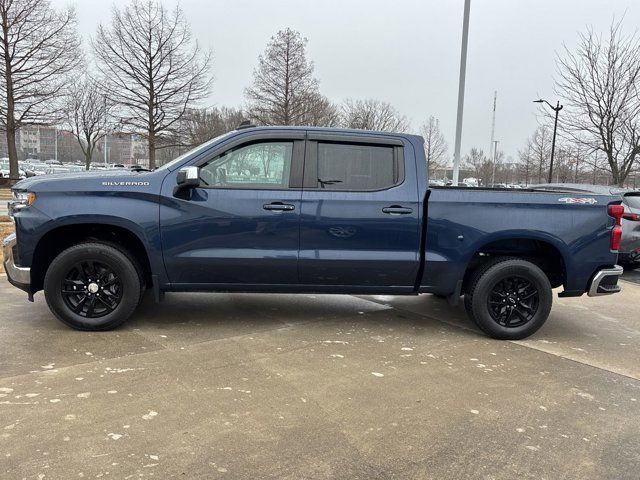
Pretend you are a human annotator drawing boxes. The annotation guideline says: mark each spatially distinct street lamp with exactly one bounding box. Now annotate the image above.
[533,99,563,183]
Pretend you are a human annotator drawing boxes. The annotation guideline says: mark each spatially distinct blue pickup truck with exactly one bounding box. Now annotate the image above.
[3,126,625,339]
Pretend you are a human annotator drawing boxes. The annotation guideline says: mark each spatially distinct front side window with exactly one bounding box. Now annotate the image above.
[317,143,398,191]
[199,141,293,189]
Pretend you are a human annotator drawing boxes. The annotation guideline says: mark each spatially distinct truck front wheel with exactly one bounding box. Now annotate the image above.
[44,242,142,331]
[465,258,552,340]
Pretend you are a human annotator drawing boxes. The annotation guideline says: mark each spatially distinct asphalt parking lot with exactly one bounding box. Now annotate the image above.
[1,276,639,479]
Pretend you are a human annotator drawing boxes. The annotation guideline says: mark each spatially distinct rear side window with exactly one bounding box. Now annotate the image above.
[316,143,399,191]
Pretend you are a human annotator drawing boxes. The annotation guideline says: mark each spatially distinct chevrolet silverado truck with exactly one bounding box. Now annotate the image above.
[3,126,625,339]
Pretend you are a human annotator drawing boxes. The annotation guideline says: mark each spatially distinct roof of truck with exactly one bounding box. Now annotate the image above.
[235,125,424,143]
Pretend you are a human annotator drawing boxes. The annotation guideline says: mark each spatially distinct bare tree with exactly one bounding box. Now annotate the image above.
[93,0,211,169]
[64,76,113,170]
[340,98,410,132]
[420,116,447,171]
[182,106,245,147]
[517,145,535,186]
[463,147,492,186]
[555,20,640,186]
[245,28,334,126]
[524,125,552,183]
[0,0,80,179]
[302,93,339,127]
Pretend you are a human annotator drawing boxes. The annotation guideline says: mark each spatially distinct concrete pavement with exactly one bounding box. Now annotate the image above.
[622,268,640,285]
[1,277,639,479]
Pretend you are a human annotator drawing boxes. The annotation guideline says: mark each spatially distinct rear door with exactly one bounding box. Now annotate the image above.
[299,133,421,290]
[160,131,305,286]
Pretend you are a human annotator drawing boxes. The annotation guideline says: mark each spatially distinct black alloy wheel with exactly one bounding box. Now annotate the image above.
[61,260,123,318]
[487,275,539,328]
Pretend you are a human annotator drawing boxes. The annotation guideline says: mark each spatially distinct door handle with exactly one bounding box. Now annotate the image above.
[263,202,295,212]
[382,205,413,215]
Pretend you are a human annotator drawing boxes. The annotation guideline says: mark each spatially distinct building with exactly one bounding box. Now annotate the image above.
[97,132,148,167]
[0,126,149,165]
[0,125,61,161]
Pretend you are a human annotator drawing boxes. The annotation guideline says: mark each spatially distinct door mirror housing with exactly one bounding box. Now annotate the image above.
[176,166,200,188]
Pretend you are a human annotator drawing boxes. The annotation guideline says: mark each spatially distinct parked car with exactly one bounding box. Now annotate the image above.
[4,126,624,340]
[0,161,25,179]
[462,177,479,187]
[532,183,640,269]
[24,165,48,177]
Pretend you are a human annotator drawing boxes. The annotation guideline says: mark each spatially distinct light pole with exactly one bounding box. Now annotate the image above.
[534,99,563,183]
[452,0,471,186]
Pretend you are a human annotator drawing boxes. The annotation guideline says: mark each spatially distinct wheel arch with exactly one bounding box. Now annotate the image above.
[30,218,153,293]
[462,233,569,293]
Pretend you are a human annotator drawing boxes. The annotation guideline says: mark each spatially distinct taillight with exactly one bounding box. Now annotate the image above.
[622,212,640,221]
[608,204,624,251]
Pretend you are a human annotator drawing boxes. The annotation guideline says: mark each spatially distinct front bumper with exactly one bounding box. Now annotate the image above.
[587,265,623,297]
[2,233,31,292]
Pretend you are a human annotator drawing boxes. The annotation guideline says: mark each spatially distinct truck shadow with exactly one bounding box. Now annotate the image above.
[129,291,481,338]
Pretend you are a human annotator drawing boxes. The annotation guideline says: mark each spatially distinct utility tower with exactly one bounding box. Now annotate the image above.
[489,91,497,159]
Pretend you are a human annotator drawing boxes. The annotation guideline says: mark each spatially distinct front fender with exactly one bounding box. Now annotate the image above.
[16,191,165,285]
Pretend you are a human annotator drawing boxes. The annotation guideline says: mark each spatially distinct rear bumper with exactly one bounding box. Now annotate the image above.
[587,265,623,297]
[2,233,31,292]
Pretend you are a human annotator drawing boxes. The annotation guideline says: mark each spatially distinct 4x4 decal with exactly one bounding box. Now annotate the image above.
[558,197,598,204]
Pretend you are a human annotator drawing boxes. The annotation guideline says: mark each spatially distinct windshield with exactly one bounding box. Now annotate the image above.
[156,131,236,171]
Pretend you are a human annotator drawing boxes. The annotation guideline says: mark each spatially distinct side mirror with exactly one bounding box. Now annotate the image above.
[176,166,200,188]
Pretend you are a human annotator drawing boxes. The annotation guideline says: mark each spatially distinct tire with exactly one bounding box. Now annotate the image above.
[620,260,640,271]
[463,293,474,320]
[467,257,552,340]
[91,239,147,308]
[44,242,142,331]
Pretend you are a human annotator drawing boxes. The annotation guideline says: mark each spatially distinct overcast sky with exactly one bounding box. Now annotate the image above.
[53,0,640,162]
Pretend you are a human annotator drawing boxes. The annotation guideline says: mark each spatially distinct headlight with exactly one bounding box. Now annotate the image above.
[8,191,36,219]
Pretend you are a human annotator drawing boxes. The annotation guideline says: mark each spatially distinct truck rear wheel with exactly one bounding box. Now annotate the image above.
[465,258,552,340]
[44,242,142,331]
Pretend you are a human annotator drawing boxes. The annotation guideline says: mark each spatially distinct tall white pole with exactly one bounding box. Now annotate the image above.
[491,140,499,185]
[489,91,497,158]
[54,127,58,162]
[452,0,471,186]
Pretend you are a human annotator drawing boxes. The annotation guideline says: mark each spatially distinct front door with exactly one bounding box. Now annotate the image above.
[160,134,305,286]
